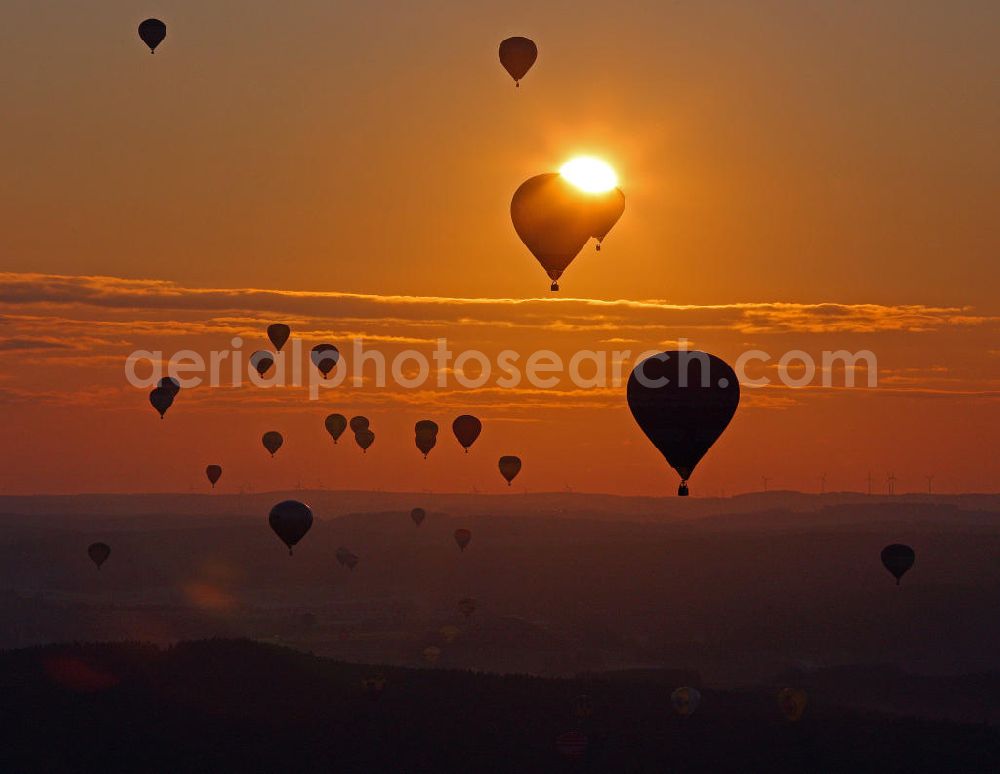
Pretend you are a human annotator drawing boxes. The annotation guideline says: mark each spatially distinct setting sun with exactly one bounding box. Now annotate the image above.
[559,156,619,193]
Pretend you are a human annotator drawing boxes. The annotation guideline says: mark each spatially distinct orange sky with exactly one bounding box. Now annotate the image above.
[1,2,997,495]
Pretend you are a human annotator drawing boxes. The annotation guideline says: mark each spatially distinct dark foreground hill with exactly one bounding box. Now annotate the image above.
[0,639,996,773]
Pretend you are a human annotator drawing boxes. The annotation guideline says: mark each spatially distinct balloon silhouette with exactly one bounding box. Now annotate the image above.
[453,528,472,552]
[452,415,482,452]
[881,543,915,585]
[205,465,222,488]
[415,420,438,459]
[777,688,808,722]
[149,386,173,419]
[671,687,701,716]
[627,351,739,496]
[498,456,522,486]
[88,542,110,569]
[268,500,313,555]
[138,18,166,53]
[355,429,375,453]
[336,547,359,571]
[349,416,370,433]
[262,431,284,457]
[311,344,339,379]
[267,323,290,352]
[325,413,347,444]
[410,507,426,527]
[499,37,537,86]
[250,350,274,377]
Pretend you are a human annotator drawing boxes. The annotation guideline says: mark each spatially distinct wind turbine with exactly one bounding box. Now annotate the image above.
[886,472,897,495]
[925,475,934,494]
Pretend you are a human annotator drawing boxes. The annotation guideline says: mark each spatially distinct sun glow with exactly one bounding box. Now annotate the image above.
[559,156,619,193]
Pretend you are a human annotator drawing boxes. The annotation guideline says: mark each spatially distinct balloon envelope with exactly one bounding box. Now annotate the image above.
[453,529,472,551]
[157,376,180,396]
[324,413,347,443]
[311,344,339,378]
[410,507,426,527]
[881,543,915,584]
[498,456,522,485]
[349,416,370,433]
[499,37,537,84]
[452,415,482,451]
[88,542,110,569]
[671,686,702,716]
[250,350,274,377]
[355,429,375,452]
[205,465,222,487]
[138,18,166,53]
[268,500,313,555]
[262,431,284,457]
[267,323,290,351]
[627,351,739,494]
[149,386,173,418]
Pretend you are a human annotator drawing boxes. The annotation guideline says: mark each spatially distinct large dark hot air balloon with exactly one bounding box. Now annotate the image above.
[627,351,739,496]
[881,543,915,585]
[262,431,284,457]
[250,350,274,377]
[205,465,222,488]
[499,37,537,86]
[149,386,173,419]
[671,687,701,717]
[267,324,290,352]
[589,188,626,251]
[311,344,339,379]
[498,456,522,486]
[350,416,369,433]
[138,18,166,53]
[355,429,375,453]
[415,420,438,459]
[410,507,426,527]
[452,415,482,452]
[453,528,472,552]
[325,414,347,444]
[88,542,110,569]
[268,500,313,555]
[336,546,358,571]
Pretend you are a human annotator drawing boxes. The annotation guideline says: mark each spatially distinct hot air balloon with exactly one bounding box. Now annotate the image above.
[158,376,181,397]
[268,500,313,555]
[311,344,339,379]
[452,415,482,452]
[881,544,915,585]
[410,507,426,527]
[422,646,441,665]
[671,686,701,717]
[149,386,173,419]
[498,37,537,86]
[88,542,110,569]
[267,323,290,352]
[339,551,359,571]
[355,429,375,453]
[511,173,593,291]
[138,18,166,53]
[205,465,222,488]
[573,694,595,720]
[498,456,522,486]
[777,688,808,722]
[555,731,588,759]
[589,188,626,251]
[415,420,439,459]
[350,416,370,433]
[324,413,347,444]
[627,351,740,496]
[440,625,461,644]
[250,350,274,377]
[262,431,284,457]
[453,528,472,552]
[458,597,477,618]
